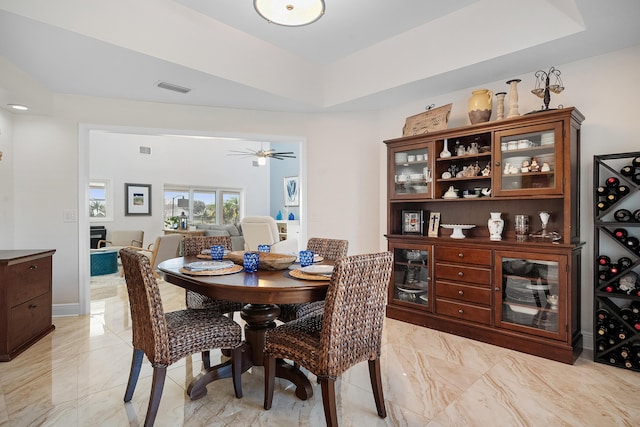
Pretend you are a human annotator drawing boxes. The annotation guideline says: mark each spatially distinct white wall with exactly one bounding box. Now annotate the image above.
[0,108,14,247]
[4,44,640,345]
[89,132,272,247]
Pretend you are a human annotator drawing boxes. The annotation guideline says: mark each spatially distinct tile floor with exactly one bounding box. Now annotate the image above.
[1,272,639,426]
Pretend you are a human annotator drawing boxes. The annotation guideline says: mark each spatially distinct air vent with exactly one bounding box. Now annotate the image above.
[139,146,151,155]
[157,81,191,94]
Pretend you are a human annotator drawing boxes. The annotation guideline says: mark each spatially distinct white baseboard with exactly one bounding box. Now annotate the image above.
[53,303,81,317]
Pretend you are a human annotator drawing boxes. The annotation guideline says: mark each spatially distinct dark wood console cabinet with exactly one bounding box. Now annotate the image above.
[385,108,584,364]
[0,249,56,361]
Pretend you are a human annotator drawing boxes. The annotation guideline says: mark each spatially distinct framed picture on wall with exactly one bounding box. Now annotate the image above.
[125,183,152,216]
[401,210,425,235]
[284,176,299,207]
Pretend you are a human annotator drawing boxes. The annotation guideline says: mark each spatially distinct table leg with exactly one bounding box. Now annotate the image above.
[186,303,314,401]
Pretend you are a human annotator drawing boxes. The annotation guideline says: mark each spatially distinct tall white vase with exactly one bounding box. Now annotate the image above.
[440,138,451,158]
[488,212,504,241]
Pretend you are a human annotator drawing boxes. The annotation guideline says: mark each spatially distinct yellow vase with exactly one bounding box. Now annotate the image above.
[468,89,493,124]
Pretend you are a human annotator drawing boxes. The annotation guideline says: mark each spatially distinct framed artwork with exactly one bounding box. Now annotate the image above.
[125,183,152,216]
[428,212,441,237]
[284,176,299,207]
[402,210,425,235]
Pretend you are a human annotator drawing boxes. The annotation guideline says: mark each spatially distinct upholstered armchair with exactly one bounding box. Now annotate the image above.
[241,216,298,253]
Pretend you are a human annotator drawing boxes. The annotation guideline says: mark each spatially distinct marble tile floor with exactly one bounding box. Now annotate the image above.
[1,273,639,427]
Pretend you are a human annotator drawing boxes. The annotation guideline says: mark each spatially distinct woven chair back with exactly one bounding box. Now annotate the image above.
[306,238,349,260]
[319,252,393,377]
[120,248,171,366]
[183,235,232,256]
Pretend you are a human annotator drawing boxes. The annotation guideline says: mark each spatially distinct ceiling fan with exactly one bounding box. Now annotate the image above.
[228,146,296,166]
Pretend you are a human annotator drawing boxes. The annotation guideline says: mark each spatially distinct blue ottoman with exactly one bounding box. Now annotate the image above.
[90,250,119,276]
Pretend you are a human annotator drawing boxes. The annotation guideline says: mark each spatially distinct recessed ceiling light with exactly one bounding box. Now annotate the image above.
[8,104,29,111]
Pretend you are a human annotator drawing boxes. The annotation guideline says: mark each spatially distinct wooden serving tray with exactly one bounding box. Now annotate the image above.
[226,251,297,270]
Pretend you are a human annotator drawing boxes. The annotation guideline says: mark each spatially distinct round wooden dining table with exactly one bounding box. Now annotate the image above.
[157,256,330,401]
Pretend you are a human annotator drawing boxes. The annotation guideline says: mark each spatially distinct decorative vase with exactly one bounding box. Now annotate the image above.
[488,212,504,241]
[440,138,451,158]
[288,212,295,220]
[468,89,493,124]
[506,79,521,118]
[495,92,506,120]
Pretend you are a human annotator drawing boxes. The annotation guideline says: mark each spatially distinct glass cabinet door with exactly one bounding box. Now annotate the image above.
[494,122,563,196]
[495,250,567,340]
[389,243,431,311]
[389,143,433,199]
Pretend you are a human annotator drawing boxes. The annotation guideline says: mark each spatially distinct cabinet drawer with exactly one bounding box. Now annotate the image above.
[435,263,491,286]
[8,293,52,350]
[435,299,492,325]
[435,281,491,305]
[436,247,491,266]
[6,257,51,306]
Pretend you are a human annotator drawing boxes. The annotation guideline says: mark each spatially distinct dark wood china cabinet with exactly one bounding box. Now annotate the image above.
[385,108,584,364]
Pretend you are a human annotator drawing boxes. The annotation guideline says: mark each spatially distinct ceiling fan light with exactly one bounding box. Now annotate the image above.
[254,0,325,27]
[258,156,267,166]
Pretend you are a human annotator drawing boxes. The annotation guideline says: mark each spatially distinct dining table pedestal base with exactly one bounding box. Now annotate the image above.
[186,302,314,401]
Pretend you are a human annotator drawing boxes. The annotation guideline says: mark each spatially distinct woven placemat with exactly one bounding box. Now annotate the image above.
[196,254,230,260]
[179,264,243,276]
[288,269,331,281]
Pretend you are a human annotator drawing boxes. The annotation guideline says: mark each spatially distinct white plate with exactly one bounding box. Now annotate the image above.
[525,283,550,290]
[200,249,230,256]
[397,286,427,294]
[507,303,539,315]
[184,260,234,271]
[463,194,479,198]
[419,295,428,302]
[300,265,334,275]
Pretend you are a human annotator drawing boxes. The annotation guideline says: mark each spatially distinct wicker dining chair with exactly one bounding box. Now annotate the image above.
[277,237,349,323]
[120,248,243,427]
[263,252,393,427]
[182,235,246,368]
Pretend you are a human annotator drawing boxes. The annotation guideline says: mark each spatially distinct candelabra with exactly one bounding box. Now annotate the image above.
[531,66,564,111]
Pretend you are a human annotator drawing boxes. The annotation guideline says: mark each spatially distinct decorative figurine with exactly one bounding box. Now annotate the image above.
[530,157,540,172]
[481,163,491,176]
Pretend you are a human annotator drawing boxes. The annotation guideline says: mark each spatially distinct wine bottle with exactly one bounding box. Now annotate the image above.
[633,209,640,223]
[608,263,620,276]
[620,306,633,321]
[616,185,630,196]
[632,342,640,358]
[609,353,620,364]
[605,176,620,188]
[596,307,610,320]
[633,156,640,167]
[631,301,640,315]
[614,209,632,222]
[596,255,611,266]
[613,228,628,241]
[633,173,640,185]
[597,324,608,336]
[596,200,609,211]
[625,236,640,250]
[620,345,631,359]
[618,256,633,270]
[604,282,617,293]
[617,326,628,340]
[620,164,634,176]
[598,270,612,282]
[606,193,618,204]
[595,186,609,197]
[596,338,608,352]
[623,358,634,369]
[607,318,620,331]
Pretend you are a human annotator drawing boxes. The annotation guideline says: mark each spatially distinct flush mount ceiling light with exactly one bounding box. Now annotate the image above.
[7,104,29,111]
[254,0,325,26]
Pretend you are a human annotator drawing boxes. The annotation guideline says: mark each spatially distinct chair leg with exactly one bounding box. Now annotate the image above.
[202,351,211,369]
[232,346,243,398]
[320,377,338,427]
[263,354,276,410]
[368,358,387,418]
[124,349,144,402]
[144,366,167,427]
